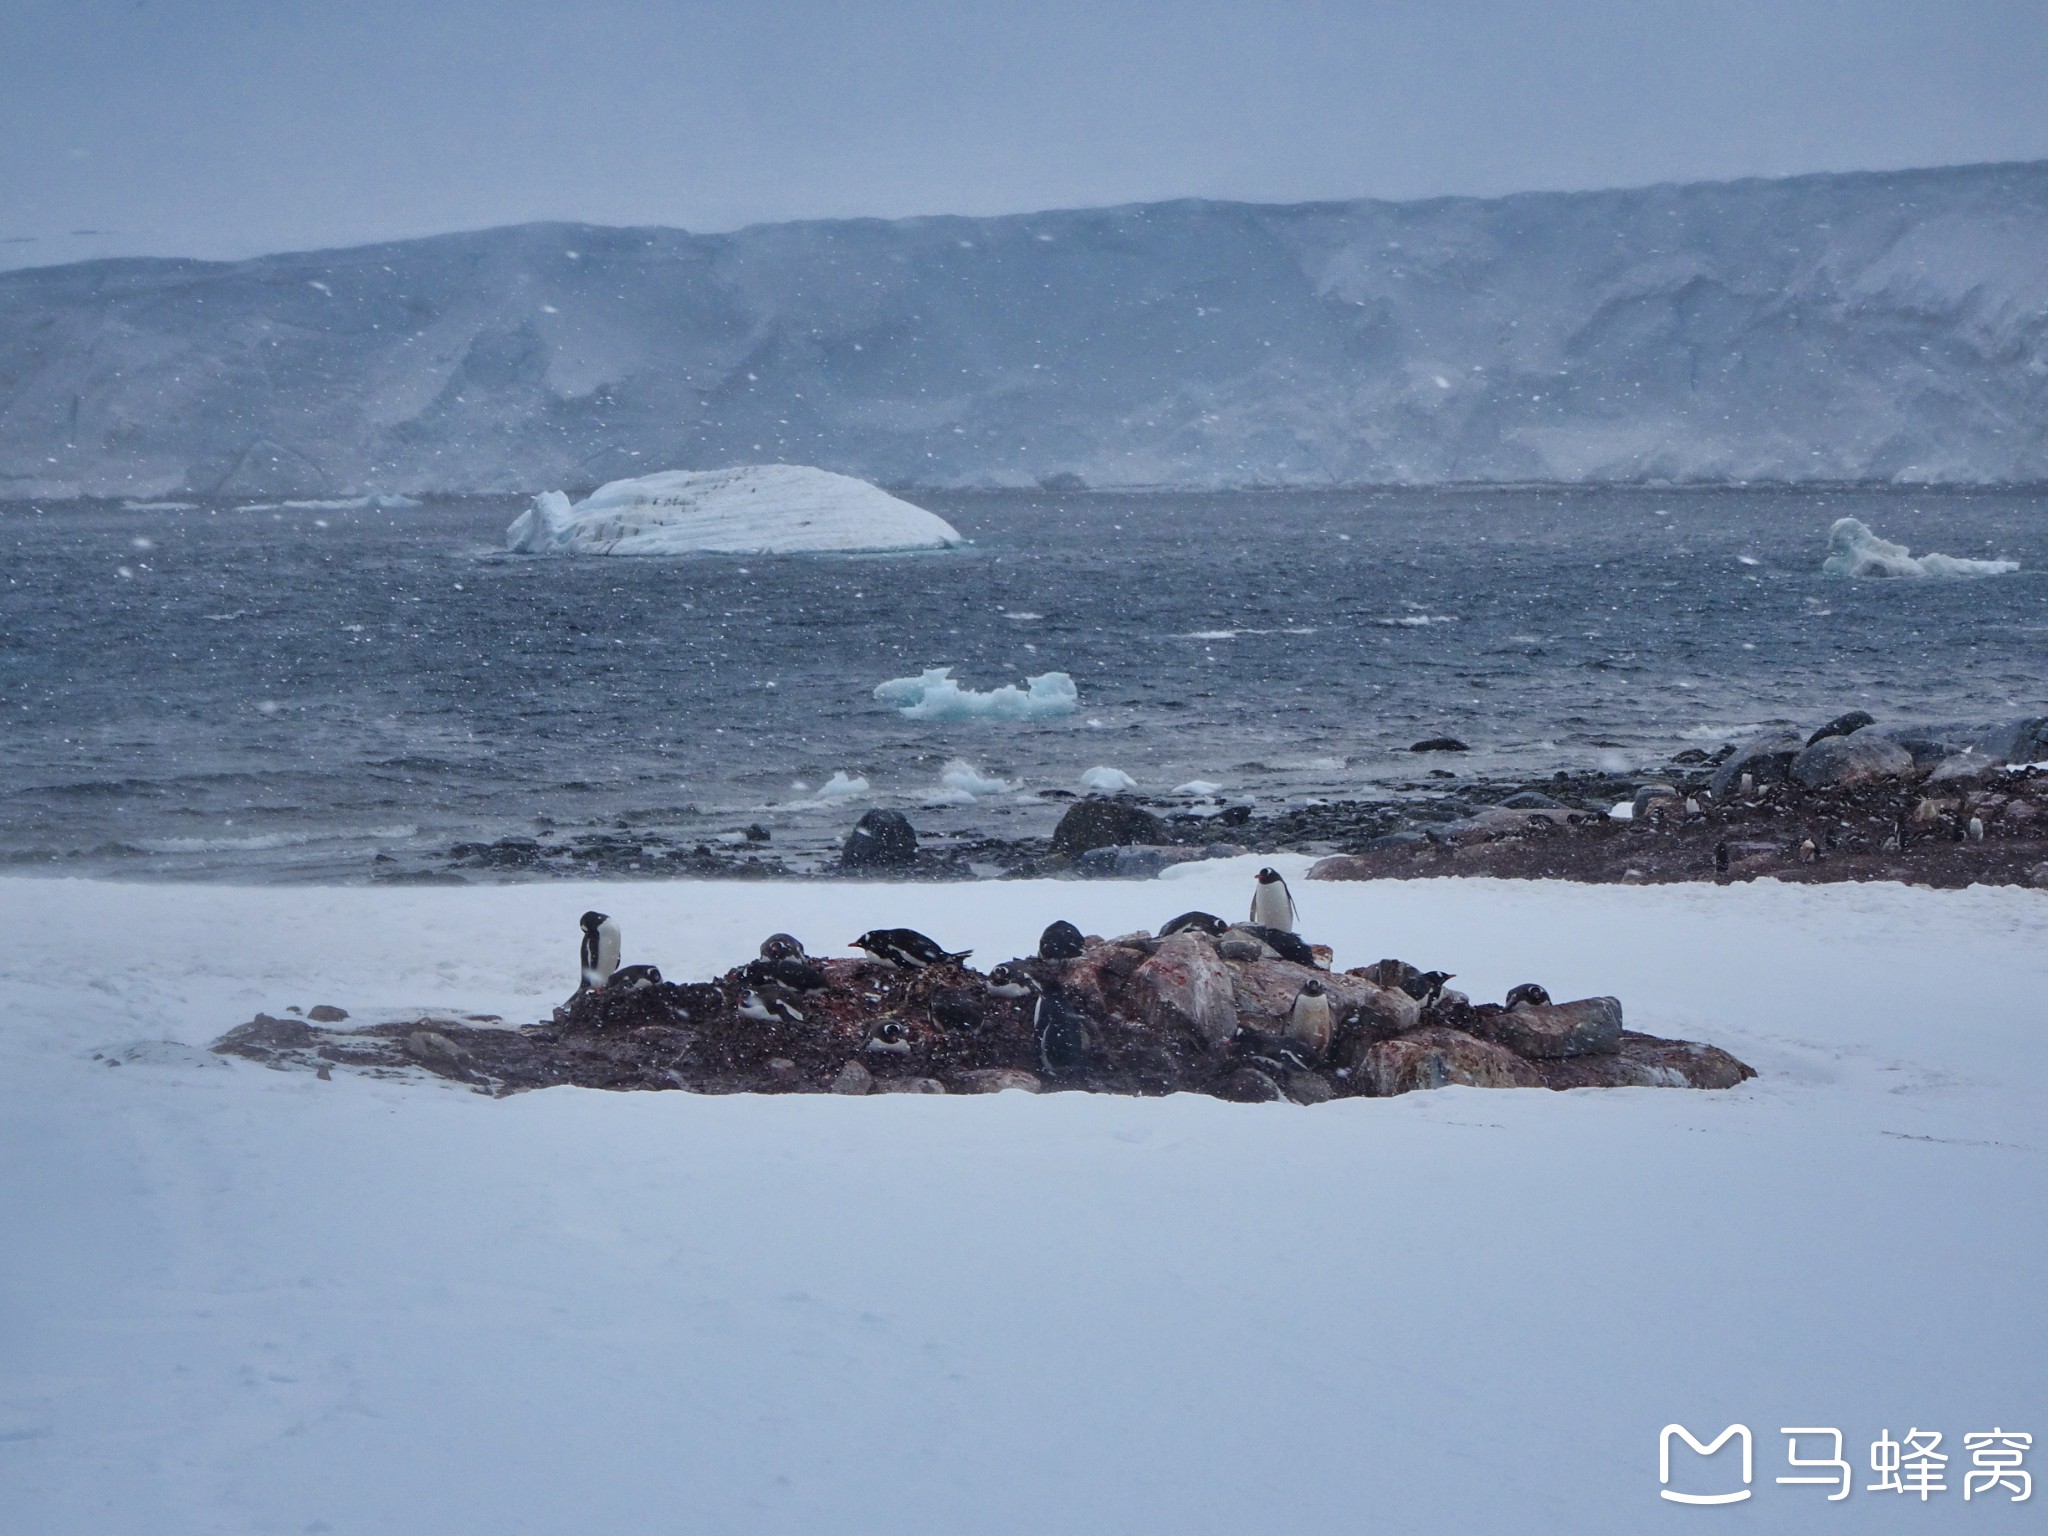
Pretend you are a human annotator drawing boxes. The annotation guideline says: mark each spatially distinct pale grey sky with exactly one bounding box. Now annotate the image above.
[3,0,2045,271]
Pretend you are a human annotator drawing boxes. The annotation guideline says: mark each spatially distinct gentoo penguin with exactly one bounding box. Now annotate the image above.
[1249,867,1298,931]
[1240,924,1319,969]
[745,954,829,993]
[1713,841,1730,875]
[851,928,971,969]
[737,987,804,1025]
[1399,969,1454,1007]
[1031,982,1089,1077]
[759,933,807,962]
[1967,816,1985,843]
[1038,920,1086,961]
[1503,982,1550,1011]
[1159,910,1230,938]
[985,962,1034,999]
[864,1018,914,1054]
[1797,837,1818,863]
[1231,1025,1318,1078]
[929,986,984,1031]
[579,910,621,990]
[1285,978,1334,1058]
[608,963,662,991]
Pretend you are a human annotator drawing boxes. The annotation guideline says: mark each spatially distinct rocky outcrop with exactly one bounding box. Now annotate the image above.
[1470,996,1623,1059]
[1128,934,1238,1049]
[1361,1028,1544,1095]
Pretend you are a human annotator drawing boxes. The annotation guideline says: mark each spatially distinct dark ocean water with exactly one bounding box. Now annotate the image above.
[2,486,2043,880]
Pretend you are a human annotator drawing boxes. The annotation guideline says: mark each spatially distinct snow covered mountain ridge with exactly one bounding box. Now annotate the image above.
[3,160,2045,498]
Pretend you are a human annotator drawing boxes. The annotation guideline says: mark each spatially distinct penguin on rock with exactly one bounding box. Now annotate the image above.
[579,911,621,990]
[1249,868,1297,932]
[851,928,971,970]
[1023,975,1088,1077]
[1285,978,1334,1058]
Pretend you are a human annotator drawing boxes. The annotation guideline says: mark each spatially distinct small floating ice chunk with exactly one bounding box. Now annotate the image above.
[1821,517,2017,578]
[939,759,1010,796]
[873,666,1078,721]
[814,771,869,801]
[1607,802,1634,821]
[506,465,963,555]
[1079,766,1136,794]
[1174,780,1223,796]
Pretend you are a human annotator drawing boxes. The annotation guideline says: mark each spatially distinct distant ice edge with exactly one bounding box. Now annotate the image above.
[506,464,964,556]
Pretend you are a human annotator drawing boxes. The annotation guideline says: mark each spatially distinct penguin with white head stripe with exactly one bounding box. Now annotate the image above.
[1249,868,1297,932]
[579,910,621,990]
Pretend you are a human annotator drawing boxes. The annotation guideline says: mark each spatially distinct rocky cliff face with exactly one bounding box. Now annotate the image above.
[4,161,2045,498]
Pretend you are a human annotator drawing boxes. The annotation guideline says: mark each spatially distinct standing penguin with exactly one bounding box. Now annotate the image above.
[579,910,621,990]
[1285,978,1333,1058]
[1027,976,1089,1077]
[1249,867,1297,932]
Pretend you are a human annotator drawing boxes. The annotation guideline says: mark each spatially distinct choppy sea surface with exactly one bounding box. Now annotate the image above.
[3,486,2043,880]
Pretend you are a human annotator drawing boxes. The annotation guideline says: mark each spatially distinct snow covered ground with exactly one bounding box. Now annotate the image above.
[2,861,2043,1533]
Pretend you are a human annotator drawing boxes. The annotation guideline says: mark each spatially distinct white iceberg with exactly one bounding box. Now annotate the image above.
[812,771,869,801]
[1079,766,1137,794]
[872,667,1078,721]
[506,464,963,556]
[1821,517,2017,579]
[939,760,1011,797]
[1174,779,1223,796]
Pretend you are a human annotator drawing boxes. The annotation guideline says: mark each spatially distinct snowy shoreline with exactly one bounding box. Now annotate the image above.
[3,869,2043,1532]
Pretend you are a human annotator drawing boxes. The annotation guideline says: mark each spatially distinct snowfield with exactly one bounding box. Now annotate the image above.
[2,863,2043,1533]
[505,464,964,556]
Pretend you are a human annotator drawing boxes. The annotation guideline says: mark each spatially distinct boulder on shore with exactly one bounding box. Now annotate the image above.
[1362,1028,1544,1095]
[1791,732,1917,789]
[1050,798,1169,858]
[840,809,918,869]
[1709,729,1806,799]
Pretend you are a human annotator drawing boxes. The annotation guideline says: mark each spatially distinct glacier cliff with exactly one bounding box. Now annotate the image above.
[2,161,2045,497]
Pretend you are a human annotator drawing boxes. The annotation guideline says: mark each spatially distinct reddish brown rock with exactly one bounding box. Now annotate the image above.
[1361,1027,1544,1096]
[1531,1033,1757,1090]
[1473,996,1624,1059]
[1128,933,1239,1049]
[1228,958,1420,1037]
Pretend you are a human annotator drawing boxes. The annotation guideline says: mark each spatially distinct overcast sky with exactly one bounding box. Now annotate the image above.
[3,0,2045,271]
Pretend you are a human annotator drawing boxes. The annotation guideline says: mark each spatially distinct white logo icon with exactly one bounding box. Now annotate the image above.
[1660,1423,1753,1504]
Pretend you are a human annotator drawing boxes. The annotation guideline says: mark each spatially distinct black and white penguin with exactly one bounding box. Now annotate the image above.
[1400,969,1455,1007]
[759,933,807,962]
[929,987,984,1031]
[864,1018,914,1054]
[737,987,804,1025]
[1249,868,1297,931]
[1031,982,1089,1077]
[745,954,829,993]
[1713,841,1730,875]
[985,962,1034,999]
[1503,982,1550,1010]
[579,910,621,990]
[1239,924,1320,969]
[1285,978,1333,1058]
[851,928,971,969]
[1037,920,1086,961]
[1797,837,1818,863]
[1232,1025,1318,1078]
[1159,910,1230,938]
[1967,816,1985,843]
[609,963,662,991]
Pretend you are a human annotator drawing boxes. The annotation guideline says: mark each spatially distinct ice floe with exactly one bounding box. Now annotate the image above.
[939,760,1010,797]
[1820,517,2017,578]
[1079,766,1137,794]
[872,667,1078,721]
[506,465,963,556]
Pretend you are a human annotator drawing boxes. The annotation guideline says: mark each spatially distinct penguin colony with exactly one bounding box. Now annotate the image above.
[561,869,1558,1089]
